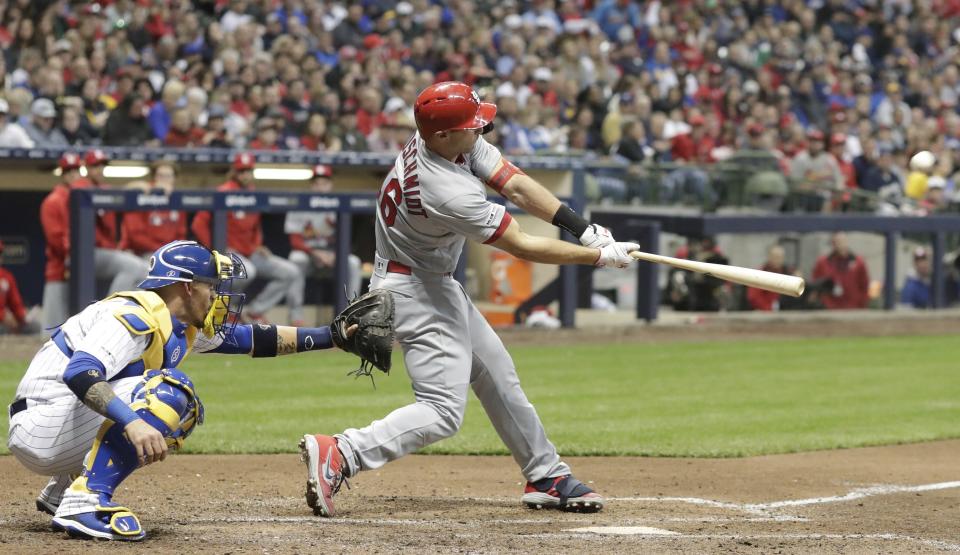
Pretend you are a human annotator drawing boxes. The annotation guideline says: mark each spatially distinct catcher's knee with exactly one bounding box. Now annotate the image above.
[130,369,204,449]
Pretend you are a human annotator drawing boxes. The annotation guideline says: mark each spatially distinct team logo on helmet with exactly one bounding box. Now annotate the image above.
[471,90,480,104]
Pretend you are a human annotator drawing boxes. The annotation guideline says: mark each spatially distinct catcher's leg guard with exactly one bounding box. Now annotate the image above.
[52,369,204,541]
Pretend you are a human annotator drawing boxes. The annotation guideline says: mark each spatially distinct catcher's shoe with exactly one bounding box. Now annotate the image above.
[521,475,604,513]
[36,497,58,516]
[52,507,146,541]
[300,434,347,517]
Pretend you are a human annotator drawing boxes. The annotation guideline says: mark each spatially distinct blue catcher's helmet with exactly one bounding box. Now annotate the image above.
[138,240,247,340]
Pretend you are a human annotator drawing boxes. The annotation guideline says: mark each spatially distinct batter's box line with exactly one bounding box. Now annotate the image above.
[611,479,960,514]
[537,532,960,552]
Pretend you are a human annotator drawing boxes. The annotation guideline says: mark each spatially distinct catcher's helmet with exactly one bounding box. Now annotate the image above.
[138,240,245,289]
[413,81,497,136]
[139,240,247,340]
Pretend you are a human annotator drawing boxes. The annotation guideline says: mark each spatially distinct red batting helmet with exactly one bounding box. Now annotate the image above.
[233,152,256,171]
[312,164,333,178]
[84,149,109,166]
[413,81,497,136]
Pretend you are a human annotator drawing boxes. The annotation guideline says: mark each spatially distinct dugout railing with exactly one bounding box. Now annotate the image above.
[68,188,584,324]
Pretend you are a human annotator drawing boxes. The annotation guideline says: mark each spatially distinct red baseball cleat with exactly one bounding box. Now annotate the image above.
[299,434,347,517]
[521,474,604,512]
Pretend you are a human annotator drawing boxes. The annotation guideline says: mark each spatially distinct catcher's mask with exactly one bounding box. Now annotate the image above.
[138,240,247,341]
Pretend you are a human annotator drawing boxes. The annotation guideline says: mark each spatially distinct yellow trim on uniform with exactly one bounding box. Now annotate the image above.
[105,290,198,371]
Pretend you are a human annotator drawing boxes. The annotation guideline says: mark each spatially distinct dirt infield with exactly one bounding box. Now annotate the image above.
[2,313,958,553]
[0,441,958,553]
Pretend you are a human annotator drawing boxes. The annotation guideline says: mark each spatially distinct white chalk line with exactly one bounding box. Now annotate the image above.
[533,532,960,551]
[612,480,960,513]
[191,515,805,525]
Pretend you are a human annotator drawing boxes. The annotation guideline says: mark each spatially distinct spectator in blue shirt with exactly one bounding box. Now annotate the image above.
[147,80,186,141]
[901,247,932,309]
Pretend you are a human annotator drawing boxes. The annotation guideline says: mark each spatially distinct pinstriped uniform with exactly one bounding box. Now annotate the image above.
[7,296,218,505]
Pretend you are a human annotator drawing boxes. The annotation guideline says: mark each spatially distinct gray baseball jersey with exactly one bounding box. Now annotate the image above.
[373,134,511,273]
[335,132,570,483]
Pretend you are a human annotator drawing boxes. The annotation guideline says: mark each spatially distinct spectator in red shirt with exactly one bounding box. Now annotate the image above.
[248,117,282,150]
[811,232,871,309]
[119,160,187,255]
[299,113,342,152]
[830,132,857,190]
[355,87,388,137]
[0,240,30,334]
[747,245,800,311]
[163,108,205,147]
[664,114,717,207]
[191,153,305,324]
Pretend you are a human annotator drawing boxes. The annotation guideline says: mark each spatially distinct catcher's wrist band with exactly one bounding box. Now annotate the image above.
[296,327,333,352]
[105,397,141,428]
[251,324,278,358]
[552,204,589,238]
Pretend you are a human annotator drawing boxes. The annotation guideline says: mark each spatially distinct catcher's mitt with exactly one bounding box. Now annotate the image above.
[331,288,395,381]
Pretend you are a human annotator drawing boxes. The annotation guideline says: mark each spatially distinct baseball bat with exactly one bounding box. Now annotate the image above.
[629,251,805,297]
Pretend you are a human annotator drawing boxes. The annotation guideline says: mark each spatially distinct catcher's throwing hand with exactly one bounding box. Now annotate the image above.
[331,289,395,377]
[595,242,640,269]
[124,419,168,466]
[579,224,615,248]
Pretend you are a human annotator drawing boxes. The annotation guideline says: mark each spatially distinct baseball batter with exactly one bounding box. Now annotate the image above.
[7,240,352,541]
[301,82,638,516]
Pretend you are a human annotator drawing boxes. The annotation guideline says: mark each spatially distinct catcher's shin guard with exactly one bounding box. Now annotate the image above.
[52,369,204,541]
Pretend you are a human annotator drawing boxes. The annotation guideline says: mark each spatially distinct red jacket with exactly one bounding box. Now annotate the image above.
[164,127,206,147]
[812,252,870,309]
[40,184,72,282]
[671,133,716,164]
[74,178,119,248]
[747,264,796,311]
[191,180,262,256]
[120,209,188,255]
[0,266,26,326]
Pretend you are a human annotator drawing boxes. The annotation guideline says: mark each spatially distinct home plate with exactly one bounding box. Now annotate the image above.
[566,526,679,536]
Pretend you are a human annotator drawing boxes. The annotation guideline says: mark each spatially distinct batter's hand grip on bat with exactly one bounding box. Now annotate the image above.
[629,251,806,297]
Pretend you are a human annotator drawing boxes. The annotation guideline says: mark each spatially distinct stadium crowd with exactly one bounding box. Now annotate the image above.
[0,0,959,211]
[1,0,959,329]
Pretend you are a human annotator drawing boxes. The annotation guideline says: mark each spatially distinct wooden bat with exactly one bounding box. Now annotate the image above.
[629,251,805,297]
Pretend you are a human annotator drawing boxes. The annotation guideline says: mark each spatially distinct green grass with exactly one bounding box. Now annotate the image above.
[2,335,959,457]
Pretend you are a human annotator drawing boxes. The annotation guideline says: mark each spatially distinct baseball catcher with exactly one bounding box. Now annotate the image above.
[7,240,356,541]
[331,289,395,380]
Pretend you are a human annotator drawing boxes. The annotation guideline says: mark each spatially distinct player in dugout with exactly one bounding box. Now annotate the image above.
[191,152,306,325]
[6,240,356,541]
[40,152,149,333]
[119,160,188,256]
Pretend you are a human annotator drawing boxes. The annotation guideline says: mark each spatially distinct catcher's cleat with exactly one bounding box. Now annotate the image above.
[521,475,605,513]
[52,507,145,541]
[300,434,347,517]
[36,497,58,516]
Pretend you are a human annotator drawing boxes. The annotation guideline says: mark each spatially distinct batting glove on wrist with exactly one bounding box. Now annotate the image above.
[595,242,640,268]
[579,224,615,248]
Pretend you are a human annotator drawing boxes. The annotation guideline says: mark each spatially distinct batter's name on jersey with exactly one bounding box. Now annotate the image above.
[380,138,427,225]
